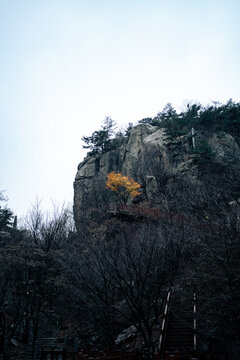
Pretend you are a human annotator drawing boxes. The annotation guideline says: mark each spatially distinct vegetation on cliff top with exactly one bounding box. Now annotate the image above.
[82,99,240,156]
[139,99,240,140]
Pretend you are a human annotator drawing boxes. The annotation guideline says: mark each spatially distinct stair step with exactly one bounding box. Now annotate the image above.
[165,339,193,343]
[165,342,193,347]
[166,329,193,332]
[166,331,193,335]
[167,328,193,332]
[165,338,194,341]
[165,334,193,337]
[165,347,194,350]
[165,337,193,340]
[165,338,193,342]
[168,324,193,326]
[165,344,193,348]
[168,324,193,328]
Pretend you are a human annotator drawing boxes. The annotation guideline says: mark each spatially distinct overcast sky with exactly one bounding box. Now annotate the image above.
[1,0,240,218]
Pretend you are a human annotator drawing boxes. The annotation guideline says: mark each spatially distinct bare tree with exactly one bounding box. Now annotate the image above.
[24,199,74,251]
[71,220,186,350]
[191,226,240,358]
[0,201,73,360]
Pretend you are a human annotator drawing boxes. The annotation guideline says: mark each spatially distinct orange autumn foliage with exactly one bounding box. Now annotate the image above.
[106,172,141,204]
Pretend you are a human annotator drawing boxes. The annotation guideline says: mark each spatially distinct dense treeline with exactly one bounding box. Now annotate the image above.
[0,198,75,360]
[82,100,240,155]
[139,99,240,140]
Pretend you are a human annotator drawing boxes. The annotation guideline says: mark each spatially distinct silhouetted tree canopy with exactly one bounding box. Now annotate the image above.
[138,99,240,142]
[82,116,117,155]
[0,191,14,230]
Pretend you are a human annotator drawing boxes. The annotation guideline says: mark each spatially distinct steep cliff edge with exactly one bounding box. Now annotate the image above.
[73,124,240,233]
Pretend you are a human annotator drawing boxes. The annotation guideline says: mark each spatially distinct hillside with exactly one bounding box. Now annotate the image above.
[73,101,240,358]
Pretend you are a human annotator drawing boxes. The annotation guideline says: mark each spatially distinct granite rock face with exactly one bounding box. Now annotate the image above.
[73,124,240,232]
[74,124,170,230]
[209,131,240,164]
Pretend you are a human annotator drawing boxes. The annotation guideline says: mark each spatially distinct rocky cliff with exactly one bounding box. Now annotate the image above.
[74,124,240,233]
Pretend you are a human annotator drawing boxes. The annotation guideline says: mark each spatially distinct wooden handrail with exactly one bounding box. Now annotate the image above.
[158,291,171,354]
[193,292,197,351]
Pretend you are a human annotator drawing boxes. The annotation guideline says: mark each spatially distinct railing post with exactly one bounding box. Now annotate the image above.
[40,348,44,360]
[193,292,197,351]
[62,347,66,360]
[50,347,54,360]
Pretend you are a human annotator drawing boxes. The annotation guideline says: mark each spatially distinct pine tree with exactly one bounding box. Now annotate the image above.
[82,116,116,154]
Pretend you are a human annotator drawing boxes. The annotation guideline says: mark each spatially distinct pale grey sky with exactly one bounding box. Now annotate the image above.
[1,0,240,217]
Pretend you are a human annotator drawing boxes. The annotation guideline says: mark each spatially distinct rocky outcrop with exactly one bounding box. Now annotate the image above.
[209,131,240,164]
[73,124,240,232]
[74,124,172,229]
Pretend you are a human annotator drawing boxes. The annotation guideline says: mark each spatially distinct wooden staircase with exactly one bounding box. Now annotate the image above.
[18,337,59,360]
[162,292,198,359]
[35,337,59,359]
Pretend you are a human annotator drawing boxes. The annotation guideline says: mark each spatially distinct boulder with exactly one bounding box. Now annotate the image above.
[209,132,240,165]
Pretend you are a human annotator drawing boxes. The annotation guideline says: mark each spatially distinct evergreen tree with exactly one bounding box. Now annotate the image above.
[82,116,116,154]
[0,191,13,230]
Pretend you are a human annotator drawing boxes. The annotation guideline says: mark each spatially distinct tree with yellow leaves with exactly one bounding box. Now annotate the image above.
[106,172,141,204]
